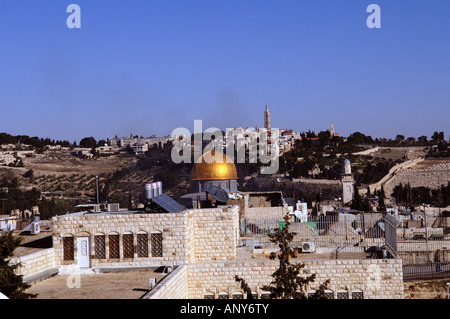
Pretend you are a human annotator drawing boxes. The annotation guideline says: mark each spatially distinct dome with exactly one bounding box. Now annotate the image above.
[191,150,238,181]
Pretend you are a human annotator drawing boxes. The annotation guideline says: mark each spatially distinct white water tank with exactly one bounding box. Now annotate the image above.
[145,183,153,199]
[151,182,158,198]
[156,181,162,196]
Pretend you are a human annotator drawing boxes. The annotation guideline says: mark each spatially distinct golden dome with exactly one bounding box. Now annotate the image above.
[191,150,238,181]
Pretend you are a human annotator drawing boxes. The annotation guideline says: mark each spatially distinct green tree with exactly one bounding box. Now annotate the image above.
[236,213,329,299]
[79,137,97,149]
[0,232,37,299]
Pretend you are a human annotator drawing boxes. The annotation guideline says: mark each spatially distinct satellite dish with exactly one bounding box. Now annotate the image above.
[277,178,281,183]
[206,185,229,203]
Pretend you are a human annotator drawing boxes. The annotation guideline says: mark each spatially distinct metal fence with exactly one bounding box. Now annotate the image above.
[383,214,450,281]
[240,213,385,252]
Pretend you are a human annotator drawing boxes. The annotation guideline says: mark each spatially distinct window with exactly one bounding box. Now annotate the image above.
[123,233,134,259]
[352,290,364,299]
[260,292,271,299]
[151,232,163,257]
[94,234,106,259]
[217,292,229,299]
[63,236,74,261]
[204,293,215,299]
[337,290,349,299]
[324,290,334,299]
[308,290,317,299]
[232,292,243,299]
[137,232,148,257]
[109,234,120,259]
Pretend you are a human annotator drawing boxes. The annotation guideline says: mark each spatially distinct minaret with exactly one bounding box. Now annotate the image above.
[264,102,271,130]
[341,159,355,204]
[330,123,335,137]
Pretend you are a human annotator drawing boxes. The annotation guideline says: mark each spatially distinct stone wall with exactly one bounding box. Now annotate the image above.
[244,206,288,219]
[52,212,190,271]
[10,248,55,279]
[189,206,239,262]
[144,265,189,299]
[186,258,404,299]
[404,279,450,299]
[51,205,240,271]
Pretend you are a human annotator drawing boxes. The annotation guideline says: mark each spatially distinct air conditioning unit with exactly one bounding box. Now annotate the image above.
[301,241,315,253]
[149,277,157,289]
[31,222,40,235]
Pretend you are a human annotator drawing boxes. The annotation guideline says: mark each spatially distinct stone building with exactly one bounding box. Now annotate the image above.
[341,159,355,204]
[12,149,404,299]
[51,205,240,273]
[264,103,271,130]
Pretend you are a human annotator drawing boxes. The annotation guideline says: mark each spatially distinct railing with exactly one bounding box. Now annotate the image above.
[384,214,401,257]
[240,214,385,251]
[382,214,450,281]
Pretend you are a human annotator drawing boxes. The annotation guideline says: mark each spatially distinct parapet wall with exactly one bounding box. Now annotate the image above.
[11,248,55,279]
[186,258,404,299]
[189,206,240,262]
[143,265,189,299]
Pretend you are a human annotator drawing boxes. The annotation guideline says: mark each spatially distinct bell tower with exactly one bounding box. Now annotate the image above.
[264,102,271,130]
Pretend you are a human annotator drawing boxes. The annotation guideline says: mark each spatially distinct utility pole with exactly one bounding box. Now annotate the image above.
[423,203,430,261]
[96,175,99,205]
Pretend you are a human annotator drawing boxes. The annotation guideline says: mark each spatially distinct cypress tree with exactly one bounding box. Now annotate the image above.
[0,232,37,299]
[236,213,329,299]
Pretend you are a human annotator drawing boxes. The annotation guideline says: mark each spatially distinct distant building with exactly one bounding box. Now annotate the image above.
[341,159,355,204]
[133,142,148,156]
[264,102,271,130]
[0,153,15,165]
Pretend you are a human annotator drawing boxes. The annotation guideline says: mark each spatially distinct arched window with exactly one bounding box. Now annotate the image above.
[352,290,364,299]
[63,234,74,261]
[151,231,163,257]
[137,231,148,258]
[260,292,271,299]
[108,232,120,259]
[217,292,229,299]
[123,231,134,259]
[307,290,317,299]
[232,292,243,299]
[94,233,106,259]
[324,290,334,299]
[337,290,349,299]
[204,292,215,299]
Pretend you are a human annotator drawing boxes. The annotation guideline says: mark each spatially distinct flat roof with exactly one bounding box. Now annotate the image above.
[27,269,168,299]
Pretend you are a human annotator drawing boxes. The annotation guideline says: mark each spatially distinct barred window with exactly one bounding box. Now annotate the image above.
[308,290,317,299]
[109,234,120,259]
[337,291,349,299]
[94,234,106,259]
[325,290,334,299]
[218,292,229,299]
[352,290,364,299]
[63,236,74,261]
[232,292,243,299]
[137,233,148,257]
[123,233,134,259]
[151,232,163,257]
[260,292,271,299]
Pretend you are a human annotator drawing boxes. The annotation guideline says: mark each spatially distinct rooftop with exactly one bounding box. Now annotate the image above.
[26,269,168,299]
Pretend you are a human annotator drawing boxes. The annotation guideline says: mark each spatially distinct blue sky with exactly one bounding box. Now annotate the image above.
[1,1,449,142]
